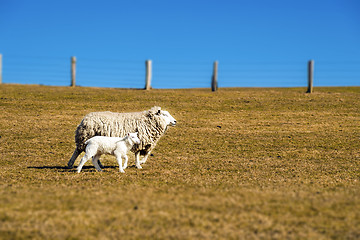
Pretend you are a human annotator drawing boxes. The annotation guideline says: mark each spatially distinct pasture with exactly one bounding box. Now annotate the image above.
[0,84,359,239]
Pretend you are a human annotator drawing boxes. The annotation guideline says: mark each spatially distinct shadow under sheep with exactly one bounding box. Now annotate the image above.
[27,165,140,172]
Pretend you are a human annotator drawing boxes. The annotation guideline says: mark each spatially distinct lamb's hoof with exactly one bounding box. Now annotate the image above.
[136,165,143,169]
[120,170,125,173]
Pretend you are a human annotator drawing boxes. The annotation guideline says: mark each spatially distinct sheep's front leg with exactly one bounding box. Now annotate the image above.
[134,151,142,169]
[115,153,125,173]
[139,150,152,165]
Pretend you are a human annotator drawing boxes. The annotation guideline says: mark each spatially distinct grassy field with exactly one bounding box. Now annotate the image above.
[0,84,359,239]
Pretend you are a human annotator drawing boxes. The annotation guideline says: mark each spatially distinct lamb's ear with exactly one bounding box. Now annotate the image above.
[157,109,161,115]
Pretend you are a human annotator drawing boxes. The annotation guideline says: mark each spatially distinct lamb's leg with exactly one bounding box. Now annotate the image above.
[77,153,92,173]
[115,153,125,173]
[139,150,152,165]
[92,154,103,172]
[134,151,142,169]
[123,155,129,170]
[68,148,81,168]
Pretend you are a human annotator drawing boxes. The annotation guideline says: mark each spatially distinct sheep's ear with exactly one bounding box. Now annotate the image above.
[147,110,153,115]
[150,106,161,113]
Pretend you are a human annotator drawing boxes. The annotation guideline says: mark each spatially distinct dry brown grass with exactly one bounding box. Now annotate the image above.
[0,84,359,239]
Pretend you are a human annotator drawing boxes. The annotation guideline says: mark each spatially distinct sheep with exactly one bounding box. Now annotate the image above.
[67,106,176,169]
[77,132,141,173]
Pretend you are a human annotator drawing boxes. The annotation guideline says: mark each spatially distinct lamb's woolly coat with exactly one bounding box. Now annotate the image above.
[77,134,140,173]
[68,106,168,168]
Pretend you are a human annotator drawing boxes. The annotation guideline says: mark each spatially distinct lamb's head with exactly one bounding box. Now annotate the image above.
[127,132,141,145]
[157,109,177,126]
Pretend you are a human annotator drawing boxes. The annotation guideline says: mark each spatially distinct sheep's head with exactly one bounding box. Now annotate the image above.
[147,106,177,127]
[157,109,177,126]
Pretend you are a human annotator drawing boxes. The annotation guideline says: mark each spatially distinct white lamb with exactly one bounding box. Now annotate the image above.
[77,132,141,173]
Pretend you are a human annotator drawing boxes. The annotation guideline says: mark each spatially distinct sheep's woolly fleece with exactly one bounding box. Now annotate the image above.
[75,106,168,154]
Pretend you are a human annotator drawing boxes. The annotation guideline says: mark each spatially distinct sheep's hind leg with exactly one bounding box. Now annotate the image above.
[134,151,142,169]
[92,154,103,172]
[68,148,81,168]
[97,160,105,169]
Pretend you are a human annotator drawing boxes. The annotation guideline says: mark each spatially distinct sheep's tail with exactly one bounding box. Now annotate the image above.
[67,148,81,168]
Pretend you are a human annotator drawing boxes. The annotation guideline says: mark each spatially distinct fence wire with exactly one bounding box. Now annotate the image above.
[2,55,359,88]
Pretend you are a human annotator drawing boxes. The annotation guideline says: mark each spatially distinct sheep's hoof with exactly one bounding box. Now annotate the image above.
[136,165,143,169]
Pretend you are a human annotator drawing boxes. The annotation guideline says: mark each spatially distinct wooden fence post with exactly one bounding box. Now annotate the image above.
[211,61,218,91]
[145,60,152,90]
[71,56,76,87]
[0,54,2,84]
[307,60,314,93]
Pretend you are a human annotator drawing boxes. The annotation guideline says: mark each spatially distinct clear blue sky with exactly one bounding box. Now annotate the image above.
[0,0,359,88]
